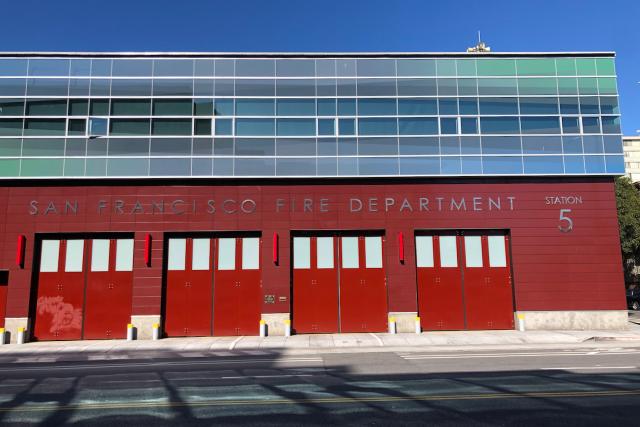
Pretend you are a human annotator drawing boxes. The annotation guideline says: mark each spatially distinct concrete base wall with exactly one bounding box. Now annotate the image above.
[389,312,418,333]
[516,310,628,330]
[131,315,161,340]
[262,313,289,336]
[4,317,30,344]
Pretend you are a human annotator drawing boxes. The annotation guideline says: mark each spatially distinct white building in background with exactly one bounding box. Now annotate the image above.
[623,136,640,182]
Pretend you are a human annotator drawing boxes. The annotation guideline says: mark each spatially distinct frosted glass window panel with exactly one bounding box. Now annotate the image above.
[64,240,84,273]
[439,236,458,268]
[40,240,61,273]
[293,237,310,269]
[415,236,434,268]
[91,239,110,272]
[217,238,236,270]
[316,237,334,269]
[191,238,210,271]
[115,239,134,271]
[365,236,383,268]
[168,238,186,271]
[293,237,311,269]
[464,236,483,267]
[341,237,359,269]
[488,236,507,267]
[242,237,260,270]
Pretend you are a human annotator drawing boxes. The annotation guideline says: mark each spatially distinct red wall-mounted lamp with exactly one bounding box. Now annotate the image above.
[272,232,279,265]
[16,235,26,268]
[398,232,405,264]
[144,234,152,267]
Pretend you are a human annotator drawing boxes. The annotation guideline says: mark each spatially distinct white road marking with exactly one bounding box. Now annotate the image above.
[228,336,244,350]
[369,333,384,347]
[540,366,637,370]
[221,374,314,379]
[399,350,640,360]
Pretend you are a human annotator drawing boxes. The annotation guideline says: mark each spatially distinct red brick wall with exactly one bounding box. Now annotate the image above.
[0,178,626,319]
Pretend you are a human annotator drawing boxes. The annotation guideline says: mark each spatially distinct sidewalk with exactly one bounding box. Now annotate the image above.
[2,326,640,363]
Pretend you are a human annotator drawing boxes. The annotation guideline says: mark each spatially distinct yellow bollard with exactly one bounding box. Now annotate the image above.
[127,323,134,341]
[284,319,291,337]
[0,327,5,345]
[152,323,160,340]
[259,319,267,337]
[388,316,397,334]
[415,316,422,334]
[17,327,26,344]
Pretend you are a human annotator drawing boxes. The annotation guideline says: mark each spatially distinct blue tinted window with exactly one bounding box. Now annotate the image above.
[236,79,275,96]
[0,79,26,96]
[235,158,275,176]
[478,78,518,96]
[584,155,605,173]
[235,60,275,77]
[481,136,522,154]
[523,156,564,174]
[277,79,315,96]
[276,119,315,136]
[337,60,356,77]
[441,137,460,154]
[236,138,275,156]
[317,99,336,116]
[276,99,315,116]
[318,138,337,156]
[214,100,233,116]
[605,155,625,173]
[457,79,478,96]
[317,79,336,96]
[28,59,69,76]
[194,59,214,77]
[338,119,355,135]
[564,156,585,173]
[601,116,620,134]
[583,135,603,153]
[337,99,356,116]
[318,119,335,136]
[214,79,234,96]
[337,157,358,175]
[461,156,482,174]
[461,118,478,134]
[356,59,396,76]
[153,60,193,76]
[236,119,275,136]
[438,98,458,115]
[112,60,153,76]
[520,117,560,134]
[215,119,232,136]
[397,60,436,76]
[399,157,440,175]
[336,79,356,96]
[437,79,457,96]
[562,117,580,134]
[276,158,317,176]
[582,117,601,133]
[153,79,192,96]
[28,78,69,96]
[213,138,233,154]
[357,79,396,96]
[359,118,397,135]
[111,79,152,96]
[519,97,559,115]
[316,60,336,77]
[398,99,437,115]
[441,157,461,174]
[559,97,579,114]
[399,137,439,155]
[358,137,398,155]
[479,98,518,115]
[580,97,599,114]
[397,79,437,96]
[522,136,562,154]
[480,117,520,134]
[0,59,27,76]
[440,118,457,135]
[338,137,357,155]
[91,60,112,76]
[276,60,315,77]
[236,99,275,116]
[563,136,583,154]
[482,156,523,174]
[399,118,438,135]
[461,136,481,154]
[599,96,619,115]
[459,98,478,115]
[358,99,396,116]
[603,136,623,154]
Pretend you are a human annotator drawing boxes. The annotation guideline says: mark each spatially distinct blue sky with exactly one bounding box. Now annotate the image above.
[4,0,639,134]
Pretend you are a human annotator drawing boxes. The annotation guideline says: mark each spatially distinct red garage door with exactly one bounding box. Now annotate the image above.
[33,237,134,341]
[292,233,388,333]
[416,231,514,331]
[164,236,261,337]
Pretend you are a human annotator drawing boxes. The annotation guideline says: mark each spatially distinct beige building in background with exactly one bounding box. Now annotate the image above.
[623,136,640,182]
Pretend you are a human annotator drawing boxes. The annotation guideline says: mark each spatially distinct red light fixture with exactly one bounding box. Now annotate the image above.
[272,232,279,264]
[16,235,26,268]
[398,232,404,264]
[144,234,152,267]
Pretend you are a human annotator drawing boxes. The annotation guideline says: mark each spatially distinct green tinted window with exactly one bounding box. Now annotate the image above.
[69,99,88,116]
[555,58,576,76]
[0,138,20,156]
[516,59,556,76]
[22,138,65,156]
[457,78,477,96]
[110,119,150,135]
[214,100,233,116]
[85,158,107,176]
[26,100,67,116]
[476,59,516,76]
[64,158,85,176]
[557,78,578,95]
[153,99,192,116]
[194,118,212,135]
[194,99,214,116]
[0,119,23,136]
[24,119,65,136]
[396,59,436,76]
[477,78,518,95]
[21,158,63,177]
[456,60,476,76]
[111,99,151,116]
[152,119,191,135]
[68,119,86,135]
[596,58,615,76]
[0,99,24,116]
[0,159,20,176]
[578,78,598,95]
[598,77,617,95]
[518,78,557,95]
[576,58,597,75]
[90,99,109,115]
[436,59,456,76]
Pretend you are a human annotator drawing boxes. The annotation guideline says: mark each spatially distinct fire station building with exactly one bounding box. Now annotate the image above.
[0,52,627,342]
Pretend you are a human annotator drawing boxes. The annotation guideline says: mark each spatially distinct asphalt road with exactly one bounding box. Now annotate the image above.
[0,346,639,426]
